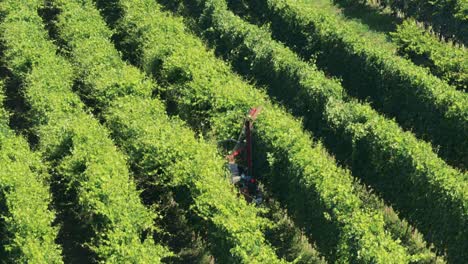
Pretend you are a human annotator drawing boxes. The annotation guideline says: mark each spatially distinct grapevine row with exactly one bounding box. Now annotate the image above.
[99,0,413,262]
[332,0,467,92]
[246,0,468,169]
[49,0,282,262]
[171,0,462,261]
[0,1,169,262]
[390,19,467,91]
[351,0,467,44]
[261,197,327,263]
[0,81,62,263]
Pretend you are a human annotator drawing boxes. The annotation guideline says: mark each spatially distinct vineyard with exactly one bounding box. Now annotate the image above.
[0,0,466,263]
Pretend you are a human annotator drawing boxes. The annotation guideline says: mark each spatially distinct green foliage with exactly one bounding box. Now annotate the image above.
[180,1,465,261]
[0,82,63,263]
[325,100,467,262]
[363,0,467,44]
[0,133,63,263]
[352,182,446,264]
[50,0,282,262]
[0,1,170,262]
[0,81,7,130]
[105,96,280,263]
[249,0,468,170]
[261,198,327,264]
[390,19,467,91]
[104,0,413,262]
[168,1,456,262]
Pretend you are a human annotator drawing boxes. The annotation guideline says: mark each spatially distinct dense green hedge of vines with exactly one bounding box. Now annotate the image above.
[0,82,63,263]
[50,1,282,263]
[98,0,414,262]
[247,0,468,170]
[332,0,467,92]
[163,0,465,262]
[0,1,170,262]
[178,0,465,261]
[390,19,467,91]
[347,0,468,44]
